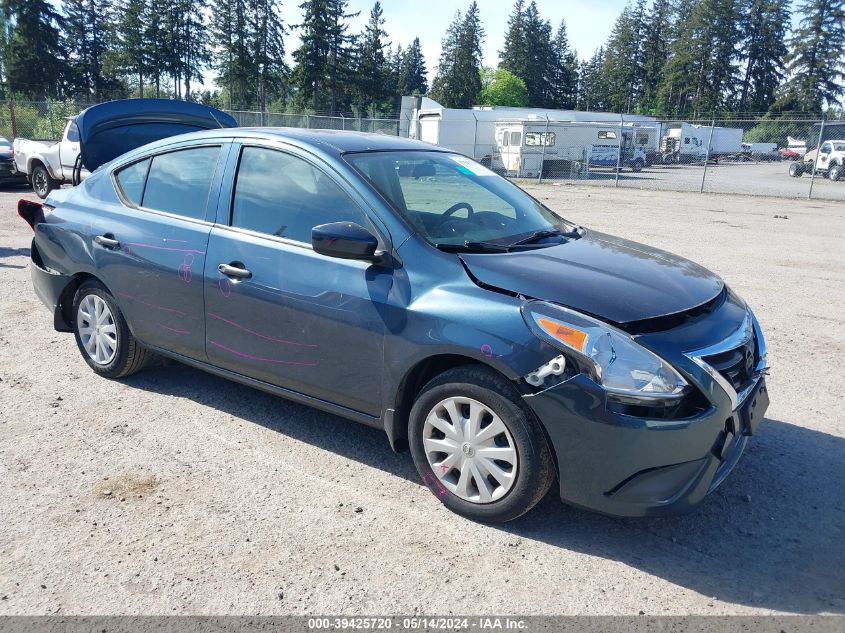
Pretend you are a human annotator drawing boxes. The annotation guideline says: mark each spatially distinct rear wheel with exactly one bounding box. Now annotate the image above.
[788,162,804,177]
[72,280,151,378]
[31,163,57,199]
[630,158,644,172]
[409,366,555,523]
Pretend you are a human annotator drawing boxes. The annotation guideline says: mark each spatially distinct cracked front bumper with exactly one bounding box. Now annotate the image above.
[524,370,768,518]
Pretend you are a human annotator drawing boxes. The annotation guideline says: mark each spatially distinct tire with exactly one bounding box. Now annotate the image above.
[630,158,644,173]
[828,164,842,181]
[31,163,57,199]
[408,365,555,523]
[789,162,804,178]
[72,280,151,378]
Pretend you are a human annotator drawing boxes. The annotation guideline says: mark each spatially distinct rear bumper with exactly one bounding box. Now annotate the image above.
[524,373,765,517]
[30,251,73,331]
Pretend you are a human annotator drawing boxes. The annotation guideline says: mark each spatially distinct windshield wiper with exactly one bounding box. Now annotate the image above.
[435,241,511,253]
[506,228,580,248]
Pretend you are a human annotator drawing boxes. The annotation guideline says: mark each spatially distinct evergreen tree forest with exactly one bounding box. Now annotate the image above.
[1,0,843,117]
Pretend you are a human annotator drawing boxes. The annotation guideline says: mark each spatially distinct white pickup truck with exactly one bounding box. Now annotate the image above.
[788,140,845,181]
[13,117,89,198]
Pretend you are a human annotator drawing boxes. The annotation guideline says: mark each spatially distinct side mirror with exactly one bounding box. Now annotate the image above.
[312,222,381,261]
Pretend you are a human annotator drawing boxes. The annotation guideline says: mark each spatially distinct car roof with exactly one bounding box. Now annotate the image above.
[139,127,447,157]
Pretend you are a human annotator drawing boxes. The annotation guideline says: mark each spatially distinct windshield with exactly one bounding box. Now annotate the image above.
[833,142,845,152]
[345,151,575,247]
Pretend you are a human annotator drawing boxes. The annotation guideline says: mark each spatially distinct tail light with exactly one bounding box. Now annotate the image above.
[18,199,45,230]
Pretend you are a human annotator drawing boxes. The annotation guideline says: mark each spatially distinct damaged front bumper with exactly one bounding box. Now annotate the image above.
[522,304,769,518]
[524,372,768,517]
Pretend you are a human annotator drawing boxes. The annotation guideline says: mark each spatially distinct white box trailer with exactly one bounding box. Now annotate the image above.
[407,98,661,164]
[493,120,652,178]
[660,123,743,163]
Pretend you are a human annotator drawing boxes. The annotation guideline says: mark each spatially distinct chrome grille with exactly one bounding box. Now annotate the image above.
[701,333,757,393]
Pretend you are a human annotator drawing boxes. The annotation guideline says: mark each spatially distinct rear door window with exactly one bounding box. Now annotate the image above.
[141,146,221,220]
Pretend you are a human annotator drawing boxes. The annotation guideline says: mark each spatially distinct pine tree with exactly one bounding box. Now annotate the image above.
[291,0,329,112]
[781,0,845,112]
[657,0,742,115]
[738,0,790,114]
[62,0,123,101]
[639,0,672,113]
[499,0,528,82]
[430,3,484,108]
[145,0,174,96]
[355,1,390,116]
[578,47,608,111]
[600,0,647,113]
[114,0,151,97]
[3,0,66,99]
[211,0,254,108]
[429,11,461,106]
[548,20,578,109]
[325,0,358,114]
[0,3,10,99]
[249,0,287,111]
[398,37,428,96]
[499,1,554,107]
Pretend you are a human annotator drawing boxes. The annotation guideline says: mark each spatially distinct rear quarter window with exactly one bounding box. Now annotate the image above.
[114,159,150,206]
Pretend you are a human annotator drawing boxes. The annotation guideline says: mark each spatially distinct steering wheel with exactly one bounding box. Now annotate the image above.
[436,202,475,227]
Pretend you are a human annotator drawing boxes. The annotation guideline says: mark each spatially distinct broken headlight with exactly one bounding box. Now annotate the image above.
[521,301,688,399]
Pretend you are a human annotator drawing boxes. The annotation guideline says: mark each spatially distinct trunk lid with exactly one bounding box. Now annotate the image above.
[76,99,236,171]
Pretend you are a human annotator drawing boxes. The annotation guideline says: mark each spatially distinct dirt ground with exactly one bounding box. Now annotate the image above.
[0,182,843,616]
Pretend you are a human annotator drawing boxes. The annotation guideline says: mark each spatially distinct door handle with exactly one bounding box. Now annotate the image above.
[218,262,252,279]
[94,234,121,249]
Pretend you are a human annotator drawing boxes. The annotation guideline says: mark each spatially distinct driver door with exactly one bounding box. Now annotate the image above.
[203,143,392,416]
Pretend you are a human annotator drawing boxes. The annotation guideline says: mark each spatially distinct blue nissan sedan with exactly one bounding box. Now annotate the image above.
[20,104,769,523]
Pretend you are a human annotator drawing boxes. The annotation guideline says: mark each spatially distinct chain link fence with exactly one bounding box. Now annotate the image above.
[0,100,402,142]
[483,114,844,202]
[3,100,843,201]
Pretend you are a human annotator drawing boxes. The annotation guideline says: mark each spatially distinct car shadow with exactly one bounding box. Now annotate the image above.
[0,246,30,269]
[123,363,844,614]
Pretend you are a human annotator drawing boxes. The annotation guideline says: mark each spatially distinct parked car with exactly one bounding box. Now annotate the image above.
[0,136,28,187]
[13,117,85,198]
[788,140,845,180]
[779,147,802,161]
[20,115,770,523]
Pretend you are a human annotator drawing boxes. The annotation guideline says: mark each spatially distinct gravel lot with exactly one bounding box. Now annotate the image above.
[542,161,845,201]
[1,182,843,616]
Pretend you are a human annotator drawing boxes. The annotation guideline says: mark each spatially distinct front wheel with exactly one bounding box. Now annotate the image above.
[630,158,644,173]
[72,280,151,378]
[409,366,555,523]
[828,165,842,181]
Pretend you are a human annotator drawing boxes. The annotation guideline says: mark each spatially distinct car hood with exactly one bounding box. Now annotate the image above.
[459,230,724,324]
[76,99,236,172]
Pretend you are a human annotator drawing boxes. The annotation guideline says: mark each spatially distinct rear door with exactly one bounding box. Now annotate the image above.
[203,141,390,416]
[96,142,230,359]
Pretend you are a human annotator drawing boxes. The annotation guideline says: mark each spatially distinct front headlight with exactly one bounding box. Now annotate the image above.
[522,301,688,399]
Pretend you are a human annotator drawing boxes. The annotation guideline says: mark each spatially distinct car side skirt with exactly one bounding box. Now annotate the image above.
[144,344,383,430]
